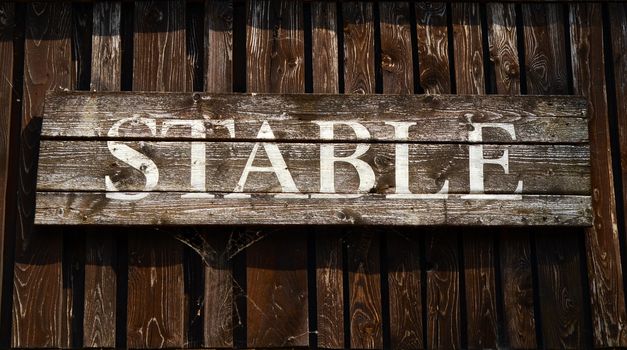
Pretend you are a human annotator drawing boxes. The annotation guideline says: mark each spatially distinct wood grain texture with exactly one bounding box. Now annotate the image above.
[534,231,586,348]
[0,2,14,337]
[610,5,627,347]
[315,231,344,349]
[452,3,485,95]
[499,230,536,348]
[12,3,72,347]
[90,1,121,92]
[570,3,627,347]
[379,5,422,348]
[347,230,382,349]
[415,2,450,94]
[36,141,591,195]
[486,3,520,95]
[205,0,233,93]
[133,0,188,92]
[83,2,121,348]
[201,230,232,348]
[40,93,589,144]
[425,232,460,349]
[311,4,343,348]
[452,5,498,348]
[127,1,186,348]
[417,5,460,348]
[522,3,569,96]
[387,231,423,349]
[311,2,338,94]
[487,4,536,348]
[246,0,304,94]
[245,1,309,347]
[343,4,381,347]
[522,4,586,348]
[203,0,234,347]
[35,192,592,227]
[379,2,413,95]
[342,2,374,95]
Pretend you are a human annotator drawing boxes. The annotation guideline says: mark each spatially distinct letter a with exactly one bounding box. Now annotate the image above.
[225,121,305,198]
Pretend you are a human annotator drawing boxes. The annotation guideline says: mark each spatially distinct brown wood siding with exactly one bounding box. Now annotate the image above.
[0,1,625,349]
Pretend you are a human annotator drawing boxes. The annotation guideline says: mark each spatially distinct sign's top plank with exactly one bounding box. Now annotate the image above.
[41,92,588,143]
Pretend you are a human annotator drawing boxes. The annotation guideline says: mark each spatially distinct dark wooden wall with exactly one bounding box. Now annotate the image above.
[0,1,625,349]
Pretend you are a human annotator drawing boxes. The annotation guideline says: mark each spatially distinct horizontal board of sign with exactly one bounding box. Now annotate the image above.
[41,92,588,143]
[36,92,591,226]
[37,141,590,195]
[34,192,592,226]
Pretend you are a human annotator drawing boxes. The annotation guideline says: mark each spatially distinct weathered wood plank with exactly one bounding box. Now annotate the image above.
[205,0,233,94]
[425,231,460,349]
[127,1,186,348]
[379,2,413,95]
[41,93,589,143]
[203,0,234,347]
[522,4,569,96]
[347,228,382,349]
[35,192,592,226]
[36,141,591,195]
[0,2,14,338]
[311,3,344,349]
[487,3,520,96]
[245,1,309,347]
[486,3,536,348]
[498,229,536,349]
[83,2,120,348]
[379,3,423,349]
[311,2,338,95]
[570,3,627,347]
[452,4,499,348]
[610,3,627,345]
[387,230,423,349]
[417,5,459,348]
[12,3,72,347]
[452,3,485,95]
[415,2,450,94]
[315,230,344,349]
[522,4,587,348]
[342,2,375,95]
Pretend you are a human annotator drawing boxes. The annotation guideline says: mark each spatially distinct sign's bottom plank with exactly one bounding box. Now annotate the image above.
[35,192,592,226]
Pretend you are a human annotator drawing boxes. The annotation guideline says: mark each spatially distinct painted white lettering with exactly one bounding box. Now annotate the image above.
[312,121,375,198]
[384,121,449,199]
[105,116,159,200]
[463,122,523,199]
[161,119,214,199]
[225,121,305,199]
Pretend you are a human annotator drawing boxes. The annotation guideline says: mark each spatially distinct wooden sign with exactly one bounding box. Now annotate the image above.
[35,92,591,226]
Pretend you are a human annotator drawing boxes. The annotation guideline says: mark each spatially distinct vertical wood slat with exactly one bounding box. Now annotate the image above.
[570,3,627,347]
[415,3,461,349]
[452,3,498,348]
[311,3,344,349]
[379,2,423,349]
[488,6,537,345]
[522,4,586,348]
[83,2,121,348]
[245,0,309,347]
[203,0,234,347]
[0,1,14,338]
[12,3,72,347]
[610,4,627,344]
[486,3,537,349]
[342,3,382,348]
[127,1,186,348]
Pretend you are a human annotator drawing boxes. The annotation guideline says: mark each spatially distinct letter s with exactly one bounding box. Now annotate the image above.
[105,116,159,200]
